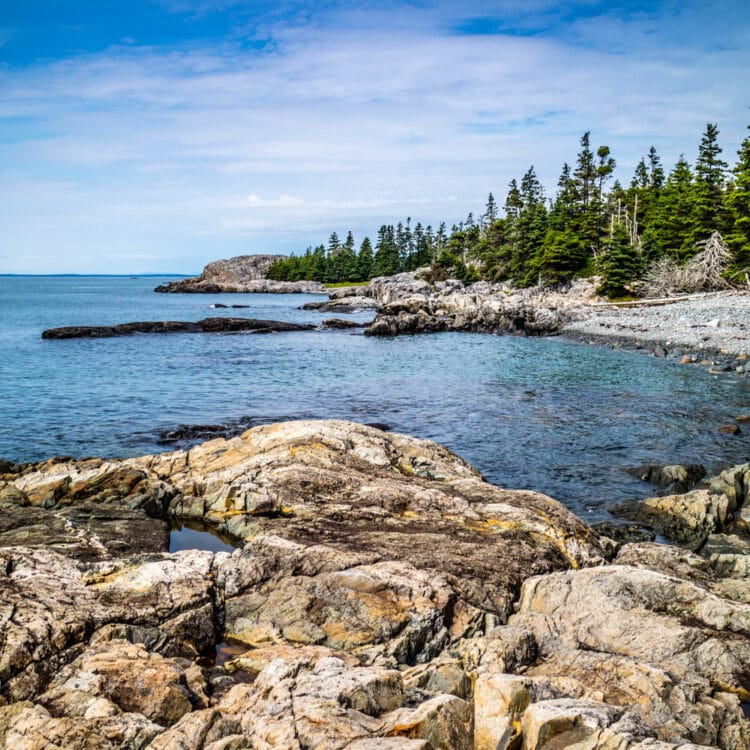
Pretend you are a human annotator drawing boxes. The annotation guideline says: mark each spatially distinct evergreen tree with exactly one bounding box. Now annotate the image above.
[648,146,665,191]
[726,123,750,279]
[357,237,374,281]
[598,222,642,297]
[573,132,597,208]
[692,123,728,242]
[513,167,547,284]
[536,228,586,285]
[484,193,498,226]
[332,231,357,281]
[652,156,696,261]
[373,225,400,276]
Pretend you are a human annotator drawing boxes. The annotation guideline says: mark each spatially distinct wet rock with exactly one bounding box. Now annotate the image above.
[320,318,369,329]
[42,318,315,339]
[612,488,735,548]
[625,464,706,494]
[591,522,656,546]
[613,462,750,548]
[718,423,742,435]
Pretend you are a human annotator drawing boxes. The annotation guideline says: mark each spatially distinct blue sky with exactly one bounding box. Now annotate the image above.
[1,0,749,273]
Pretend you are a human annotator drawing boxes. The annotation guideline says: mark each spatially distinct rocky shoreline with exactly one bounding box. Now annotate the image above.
[1,420,749,749]
[299,271,749,377]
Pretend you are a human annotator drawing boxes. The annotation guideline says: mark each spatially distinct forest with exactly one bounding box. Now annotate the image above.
[266,123,750,297]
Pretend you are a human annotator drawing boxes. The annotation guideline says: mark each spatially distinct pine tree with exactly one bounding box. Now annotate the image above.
[573,132,597,208]
[692,123,728,243]
[512,167,547,283]
[484,193,498,227]
[373,225,400,276]
[652,156,696,261]
[536,228,586,285]
[333,231,358,281]
[726,123,750,280]
[598,222,642,297]
[357,237,374,281]
[648,146,665,191]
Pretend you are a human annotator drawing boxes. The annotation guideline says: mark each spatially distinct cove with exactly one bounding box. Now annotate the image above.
[2,276,749,524]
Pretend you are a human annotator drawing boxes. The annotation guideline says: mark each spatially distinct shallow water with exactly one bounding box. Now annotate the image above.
[2,276,749,523]
[168,524,238,554]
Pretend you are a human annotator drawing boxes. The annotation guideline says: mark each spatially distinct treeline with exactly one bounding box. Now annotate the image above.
[266,223,449,283]
[267,122,750,296]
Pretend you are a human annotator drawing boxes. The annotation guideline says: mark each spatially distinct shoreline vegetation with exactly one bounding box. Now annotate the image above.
[1,420,749,748]
[263,123,750,297]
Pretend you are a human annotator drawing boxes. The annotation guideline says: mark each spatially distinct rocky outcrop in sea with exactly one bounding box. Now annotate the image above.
[42,318,315,339]
[155,255,326,294]
[1,420,749,749]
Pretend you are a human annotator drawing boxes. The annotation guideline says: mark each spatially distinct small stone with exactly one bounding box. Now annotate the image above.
[653,347,667,358]
[737,415,750,423]
[717,424,741,435]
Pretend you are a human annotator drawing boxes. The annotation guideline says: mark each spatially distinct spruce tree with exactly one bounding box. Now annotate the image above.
[373,225,400,276]
[513,167,547,284]
[536,228,586,285]
[357,237,374,281]
[484,193,498,226]
[692,123,728,243]
[598,222,641,297]
[726,123,750,280]
[652,156,695,261]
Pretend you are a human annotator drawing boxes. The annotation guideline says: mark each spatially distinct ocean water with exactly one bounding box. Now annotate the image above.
[2,275,749,522]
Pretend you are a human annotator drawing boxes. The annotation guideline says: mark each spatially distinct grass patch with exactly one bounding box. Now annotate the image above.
[323,281,369,288]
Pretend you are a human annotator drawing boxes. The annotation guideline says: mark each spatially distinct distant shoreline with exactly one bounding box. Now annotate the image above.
[0,273,194,278]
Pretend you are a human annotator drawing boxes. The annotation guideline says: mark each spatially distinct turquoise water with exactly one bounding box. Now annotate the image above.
[2,275,749,522]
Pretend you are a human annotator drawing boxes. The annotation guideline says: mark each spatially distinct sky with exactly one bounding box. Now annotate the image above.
[1,0,749,273]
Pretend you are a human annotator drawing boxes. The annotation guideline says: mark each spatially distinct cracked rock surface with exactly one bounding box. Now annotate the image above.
[1,420,749,749]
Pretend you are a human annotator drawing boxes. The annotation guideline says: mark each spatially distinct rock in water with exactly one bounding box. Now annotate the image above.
[625,463,707,493]
[42,317,315,339]
[154,255,326,294]
[1,421,749,749]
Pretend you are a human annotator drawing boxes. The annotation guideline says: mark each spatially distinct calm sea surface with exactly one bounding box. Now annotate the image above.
[2,275,749,522]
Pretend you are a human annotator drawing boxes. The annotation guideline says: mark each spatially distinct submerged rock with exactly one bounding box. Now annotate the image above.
[625,463,707,494]
[1,421,749,748]
[42,318,315,339]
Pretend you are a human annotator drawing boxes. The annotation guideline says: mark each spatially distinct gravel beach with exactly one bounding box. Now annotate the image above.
[562,291,750,363]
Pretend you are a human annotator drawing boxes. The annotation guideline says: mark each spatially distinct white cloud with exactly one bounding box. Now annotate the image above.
[1,1,749,272]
